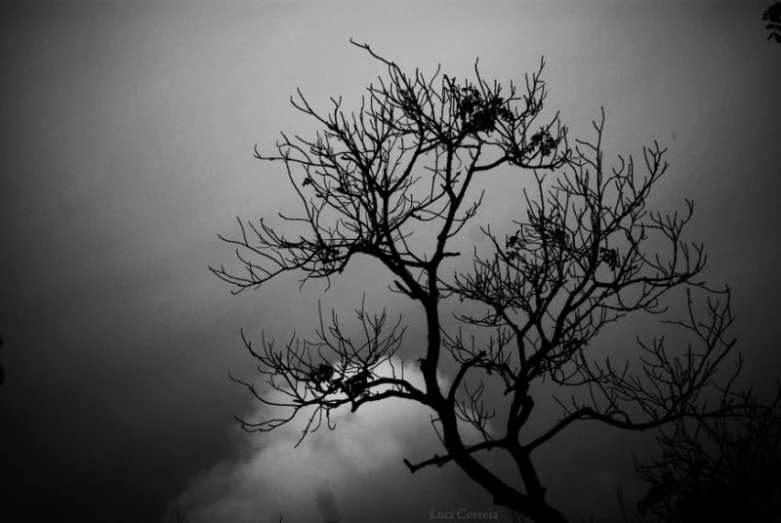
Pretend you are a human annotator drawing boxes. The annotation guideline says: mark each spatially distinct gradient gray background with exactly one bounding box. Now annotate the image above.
[1,1,780,522]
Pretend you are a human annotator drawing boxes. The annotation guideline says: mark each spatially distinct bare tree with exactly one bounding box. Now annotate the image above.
[632,387,781,522]
[211,41,746,523]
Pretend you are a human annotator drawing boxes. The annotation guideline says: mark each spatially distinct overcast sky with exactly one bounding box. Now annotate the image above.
[1,1,780,522]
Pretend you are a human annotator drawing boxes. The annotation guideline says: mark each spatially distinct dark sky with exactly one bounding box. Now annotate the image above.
[1,1,780,522]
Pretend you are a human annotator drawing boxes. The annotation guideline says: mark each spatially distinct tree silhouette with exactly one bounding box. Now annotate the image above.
[632,388,781,522]
[764,2,781,43]
[211,41,748,523]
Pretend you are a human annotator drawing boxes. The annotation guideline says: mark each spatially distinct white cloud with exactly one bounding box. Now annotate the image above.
[168,358,497,523]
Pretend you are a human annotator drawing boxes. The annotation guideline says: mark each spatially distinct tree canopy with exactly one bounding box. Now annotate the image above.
[211,41,750,523]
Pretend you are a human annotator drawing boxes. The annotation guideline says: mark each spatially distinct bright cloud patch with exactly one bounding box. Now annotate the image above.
[168,358,497,523]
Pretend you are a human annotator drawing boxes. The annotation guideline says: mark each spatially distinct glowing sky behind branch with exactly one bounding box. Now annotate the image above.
[171,358,502,523]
